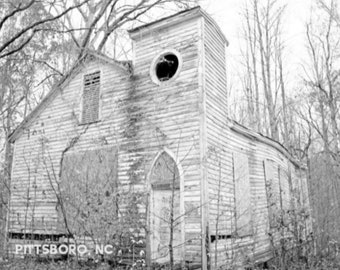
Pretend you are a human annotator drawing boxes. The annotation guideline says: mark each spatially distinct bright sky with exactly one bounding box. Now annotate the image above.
[201,0,310,49]
[200,0,312,94]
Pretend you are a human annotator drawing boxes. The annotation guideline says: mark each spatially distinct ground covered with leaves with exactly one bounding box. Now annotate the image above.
[0,258,116,270]
[1,255,340,270]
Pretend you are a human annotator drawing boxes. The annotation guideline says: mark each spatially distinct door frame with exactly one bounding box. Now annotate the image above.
[146,148,185,266]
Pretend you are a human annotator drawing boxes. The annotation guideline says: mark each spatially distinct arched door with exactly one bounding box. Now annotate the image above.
[149,151,182,264]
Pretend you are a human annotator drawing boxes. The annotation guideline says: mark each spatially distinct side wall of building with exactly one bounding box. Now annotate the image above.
[206,121,311,269]
[8,59,131,251]
[202,15,311,270]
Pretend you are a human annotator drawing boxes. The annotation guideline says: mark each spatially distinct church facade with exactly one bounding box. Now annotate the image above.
[7,7,311,269]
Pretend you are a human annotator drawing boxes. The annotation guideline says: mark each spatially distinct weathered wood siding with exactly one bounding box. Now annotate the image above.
[8,58,132,239]
[8,7,311,268]
[201,13,310,269]
[9,13,205,265]
[130,15,204,264]
[206,122,310,268]
[202,15,233,269]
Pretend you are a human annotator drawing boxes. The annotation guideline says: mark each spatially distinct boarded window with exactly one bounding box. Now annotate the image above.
[296,169,309,209]
[233,152,252,237]
[59,147,118,237]
[278,165,293,230]
[264,159,281,228]
[82,71,100,124]
[278,166,291,211]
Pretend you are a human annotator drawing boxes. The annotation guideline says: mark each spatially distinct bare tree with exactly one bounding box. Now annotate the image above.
[54,0,198,60]
[239,0,288,143]
[303,0,340,252]
[0,0,91,60]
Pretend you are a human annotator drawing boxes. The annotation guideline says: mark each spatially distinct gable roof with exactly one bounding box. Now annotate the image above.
[8,50,131,143]
[128,6,229,46]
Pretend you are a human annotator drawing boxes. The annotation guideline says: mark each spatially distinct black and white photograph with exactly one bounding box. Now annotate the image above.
[0,0,337,269]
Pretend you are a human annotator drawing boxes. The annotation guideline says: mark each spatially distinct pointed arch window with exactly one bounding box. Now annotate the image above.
[149,152,180,190]
[149,151,182,263]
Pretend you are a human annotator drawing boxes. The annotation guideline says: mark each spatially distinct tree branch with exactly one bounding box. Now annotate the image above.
[78,0,116,59]
[0,0,90,59]
[0,0,35,32]
[97,0,162,51]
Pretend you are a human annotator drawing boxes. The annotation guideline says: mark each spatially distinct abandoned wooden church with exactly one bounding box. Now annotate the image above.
[7,6,311,269]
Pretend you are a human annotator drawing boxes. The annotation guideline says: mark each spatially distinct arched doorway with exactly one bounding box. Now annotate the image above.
[149,151,182,264]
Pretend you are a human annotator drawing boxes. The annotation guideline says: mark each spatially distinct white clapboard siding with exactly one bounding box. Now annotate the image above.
[8,10,206,265]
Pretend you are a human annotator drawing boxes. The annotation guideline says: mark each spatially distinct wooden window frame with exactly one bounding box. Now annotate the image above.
[80,70,102,124]
[149,49,183,86]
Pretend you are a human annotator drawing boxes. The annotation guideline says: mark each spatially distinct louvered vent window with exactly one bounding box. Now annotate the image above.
[82,71,100,124]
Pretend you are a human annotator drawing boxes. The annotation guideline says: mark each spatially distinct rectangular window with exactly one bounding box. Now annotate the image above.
[81,71,100,124]
[278,166,290,211]
[278,165,292,229]
[59,147,118,233]
[264,159,281,228]
[233,152,253,237]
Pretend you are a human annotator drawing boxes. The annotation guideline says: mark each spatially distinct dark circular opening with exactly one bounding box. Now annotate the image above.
[155,53,179,82]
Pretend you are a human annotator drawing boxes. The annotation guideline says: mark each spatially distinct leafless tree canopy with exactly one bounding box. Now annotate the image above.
[235,0,340,257]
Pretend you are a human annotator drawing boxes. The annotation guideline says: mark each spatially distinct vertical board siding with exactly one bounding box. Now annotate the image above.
[59,147,118,236]
[233,152,252,237]
[279,165,291,211]
[9,61,129,237]
[81,71,101,123]
[264,159,280,229]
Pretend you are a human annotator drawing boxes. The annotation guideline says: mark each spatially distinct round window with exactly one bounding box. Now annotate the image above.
[150,50,182,85]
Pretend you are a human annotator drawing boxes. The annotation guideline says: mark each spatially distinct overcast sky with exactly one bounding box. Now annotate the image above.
[201,0,310,52]
[200,0,312,93]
